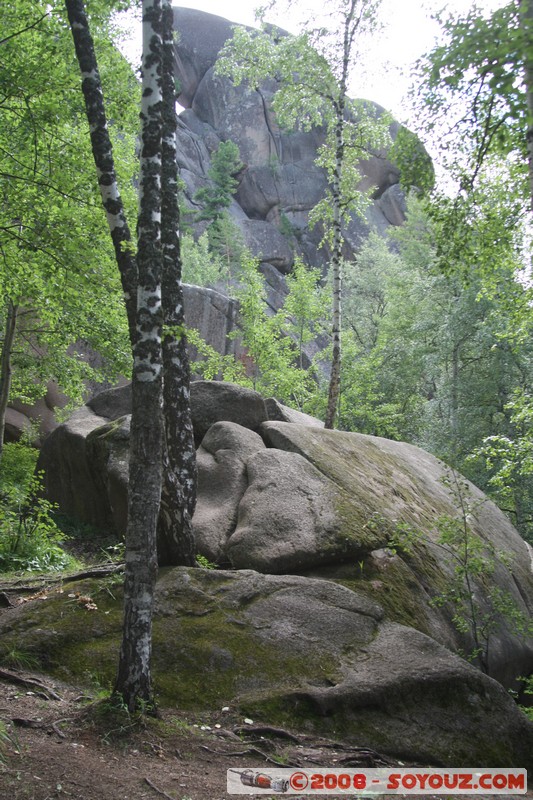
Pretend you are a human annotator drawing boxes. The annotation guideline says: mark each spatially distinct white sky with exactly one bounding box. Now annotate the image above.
[168,0,508,125]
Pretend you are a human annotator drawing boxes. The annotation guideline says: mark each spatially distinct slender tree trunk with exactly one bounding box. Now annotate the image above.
[0,301,18,456]
[450,342,460,455]
[67,0,197,709]
[324,137,343,430]
[114,0,164,712]
[324,2,358,429]
[63,0,137,345]
[520,0,533,213]
[157,0,197,566]
[66,0,197,568]
[323,82,345,430]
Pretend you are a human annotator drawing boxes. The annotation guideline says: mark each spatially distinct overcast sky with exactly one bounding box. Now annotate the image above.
[167,0,508,124]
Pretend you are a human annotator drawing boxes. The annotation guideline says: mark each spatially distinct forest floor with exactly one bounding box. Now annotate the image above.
[0,669,532,800]
[0,551,532,800]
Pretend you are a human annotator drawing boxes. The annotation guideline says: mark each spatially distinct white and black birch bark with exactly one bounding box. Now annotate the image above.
[520,0,533,214]
[66,0,197,707]
[157,0,197,566]
[63,0,137,345]
[323,110,344,430]
[324,1,358,429]
[114,0,164,711]
[0,301,18,455]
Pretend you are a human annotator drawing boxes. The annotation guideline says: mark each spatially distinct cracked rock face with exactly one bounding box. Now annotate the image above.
[172,6,410,275]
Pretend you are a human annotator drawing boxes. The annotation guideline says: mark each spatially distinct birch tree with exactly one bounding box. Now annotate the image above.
[157,0,196,567]
[217,0,390,428]
[110,0,163,711]
[66,0,196,709]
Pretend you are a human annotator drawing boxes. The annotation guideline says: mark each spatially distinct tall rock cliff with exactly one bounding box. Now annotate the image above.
[173,7,412,293]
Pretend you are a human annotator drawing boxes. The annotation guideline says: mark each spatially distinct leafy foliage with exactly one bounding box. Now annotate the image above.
[181,233,227,289]
[185,327,247,384]
[412,2,529,192]
[0,1,137,434]
[0,442,72,572]
[389,470,531,674]
[408,3,533,536]
[330,198,533,521]
[231,253,303,399]
[470,391,533,542]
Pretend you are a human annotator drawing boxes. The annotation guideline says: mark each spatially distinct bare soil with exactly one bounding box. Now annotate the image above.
[1,573,532,800]
[0,671,261,800]
[0,669,398,800]
[1,671,532,800]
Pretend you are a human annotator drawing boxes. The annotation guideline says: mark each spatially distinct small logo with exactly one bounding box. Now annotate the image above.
[232,769,289,793]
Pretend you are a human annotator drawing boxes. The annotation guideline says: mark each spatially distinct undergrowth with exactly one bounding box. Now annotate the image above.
[0,442,76,573]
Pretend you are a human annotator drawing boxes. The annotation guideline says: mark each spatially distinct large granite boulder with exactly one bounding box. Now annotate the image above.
[38,382,533,692]
[183,284,244,364]
[0,567,531,769]
[194,421,265,563]
[257,422,533,687]
[190,380,268,443]
[226,448,385,572]
[36,405,114,531]
[37,380,269,533]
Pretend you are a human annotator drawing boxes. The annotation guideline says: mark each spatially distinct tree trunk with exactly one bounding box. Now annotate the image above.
[520,0,533,213]
[114,0,164,712]
[0,301,18,456]
[324,2,358,429]
[63,0,137,345]
[324,212,342,429]
[323,89,345,430]
[450,341,460,457]
[157,0,197,567]
[66,0,197,708]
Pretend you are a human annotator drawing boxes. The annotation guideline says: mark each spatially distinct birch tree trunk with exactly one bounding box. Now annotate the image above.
[157,0,197,566]
[0,301,18,455]
[519,0,533,213]
[324,113,344,430]
[66,0,198,709]
[114,0,164,711]
[324,0,358,429]
[63,0,137,345]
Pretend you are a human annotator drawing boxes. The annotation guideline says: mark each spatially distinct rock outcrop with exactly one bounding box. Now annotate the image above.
[38,381,533,696]
[0,567,532,769]
[5,10,429,443]
[172,7,414,276]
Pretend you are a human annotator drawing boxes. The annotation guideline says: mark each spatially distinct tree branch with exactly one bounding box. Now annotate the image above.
[0,13,49,47]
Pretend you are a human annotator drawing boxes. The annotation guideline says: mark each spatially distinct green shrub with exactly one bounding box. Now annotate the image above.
[0,720,13,764]
[0,443,73,573]
[519,675,533,722]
